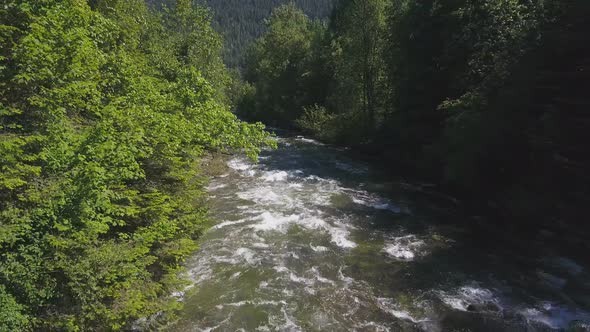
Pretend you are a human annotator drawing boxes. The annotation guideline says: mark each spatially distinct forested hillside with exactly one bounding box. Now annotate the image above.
[241,0,590,233]
[0,0,272,330]
[147,0,335,67]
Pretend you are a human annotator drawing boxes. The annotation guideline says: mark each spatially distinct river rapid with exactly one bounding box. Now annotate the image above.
[171,135,590,331]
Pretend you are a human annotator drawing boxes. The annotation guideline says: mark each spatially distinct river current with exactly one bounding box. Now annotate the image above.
[171,135,590,331]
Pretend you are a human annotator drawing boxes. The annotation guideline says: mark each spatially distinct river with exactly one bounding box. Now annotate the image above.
[170,135,590,331]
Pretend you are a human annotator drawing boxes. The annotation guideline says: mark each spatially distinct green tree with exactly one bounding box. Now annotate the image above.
[0,0,273,330]
[328,0,388,137]
[243,3,321,126]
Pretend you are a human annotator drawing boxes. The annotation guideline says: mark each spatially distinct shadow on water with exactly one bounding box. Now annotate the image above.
[168,134,590,332]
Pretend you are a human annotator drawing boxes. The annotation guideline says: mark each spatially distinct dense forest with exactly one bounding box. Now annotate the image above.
[202,0,335,67]
[147,0,335,67]
[0,0,272,330]
[241,0,590,235]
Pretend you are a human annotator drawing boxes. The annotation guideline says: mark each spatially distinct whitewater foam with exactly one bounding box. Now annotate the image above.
[351,191,402,213]
[295,136,324,145]
[207,183,227,191]
[338,268,355,285]
[227,157,252,171]
[248,211,357,249]
[212,219,250,230]
[439,285,501,312]
[326,226,357,248]
[519,301,590,330]
[217,300,287,309]
[310,244,329,252]
[252,242,270,249]
[273,266,290,273]
[376,297,429,323]
[250,212,299,232]
[237,187,296,207]
[261,170,289,182]
[383,235,425,260]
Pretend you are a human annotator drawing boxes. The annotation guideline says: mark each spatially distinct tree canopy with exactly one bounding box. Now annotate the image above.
[0,0,273,330]
[241,0,590,231]
[146,0,336,68]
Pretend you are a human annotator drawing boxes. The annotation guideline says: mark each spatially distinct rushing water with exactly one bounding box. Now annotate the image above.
[171,135,590,331]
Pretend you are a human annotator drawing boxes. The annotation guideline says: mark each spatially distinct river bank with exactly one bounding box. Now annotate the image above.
[269,127,590,263]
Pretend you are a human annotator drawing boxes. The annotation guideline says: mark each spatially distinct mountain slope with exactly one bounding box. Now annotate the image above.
[203,0,335,67]
[147,0,335,67]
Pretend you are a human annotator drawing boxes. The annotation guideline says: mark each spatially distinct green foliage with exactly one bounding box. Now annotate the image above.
[328,0,389,135]
[241,4,329,127]
[0,0,273,330]
[0,285,29,332]
[294,104,367,145]
[295,104,335,141]
[243,0,389,141]
[437,0,554,187]
[244,0,589,227]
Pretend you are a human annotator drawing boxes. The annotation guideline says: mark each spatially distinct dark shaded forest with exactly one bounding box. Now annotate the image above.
[240,0,590,238]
